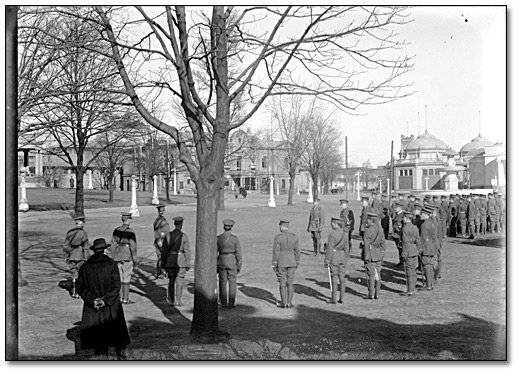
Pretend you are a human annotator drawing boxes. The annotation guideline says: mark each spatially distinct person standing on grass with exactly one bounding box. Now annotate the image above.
[110,213,137,305]
[391,201,405,268]
[400,211,420,296]
[418,207,437,291]
[272,220,300,308]
[63,215,90,299]
[307,198,325,256]
[362,212,386,300]
[217,219,242,308]
[324,218,349,304]
[152,204,170,279]
[77,238,130,359]
[358,196,370,246]
[339,199,354,253]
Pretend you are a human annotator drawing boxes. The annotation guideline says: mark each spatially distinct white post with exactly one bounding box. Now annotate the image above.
[152,175,159,204]
[425,176,429,190]
[88,170,94,189]
[268,176,276,207]
[173,168,178,195]
[296,181,300,195]
[307,178,314,203]
[379,179,382,194]
[19,167,29,212]
[387,178,390,196]
[130,175,140,217]
[276,181,280,195]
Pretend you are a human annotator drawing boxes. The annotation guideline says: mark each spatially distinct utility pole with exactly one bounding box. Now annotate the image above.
[390,140,394,194]
[345,136,349,200]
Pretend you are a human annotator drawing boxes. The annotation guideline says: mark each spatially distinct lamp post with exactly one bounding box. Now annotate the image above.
[379,179,382,194]
[250,164,256,191]
[268,175,276,207]
[152,175,159,205]
[130,175,140,217]
[88,169,94,189]
[172,167,178,195]
[356,172,361,201]
[307,178,314,203]
[19,167,29,212]
[424,176,429,191]
[386,178,390,196]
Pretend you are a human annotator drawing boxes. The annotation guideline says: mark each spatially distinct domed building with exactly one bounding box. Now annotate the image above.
[459,133,494,158]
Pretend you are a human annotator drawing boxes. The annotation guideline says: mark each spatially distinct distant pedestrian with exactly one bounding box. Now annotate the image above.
[362,212,386,300]
[63,215,90,299]
[272,220,300,308]
[76,238,130,358]
[339,199,354,253]
[69,176,75,189]
[217,219,242,308]
[161,216,191,306]
[110,213,137,304]
[152,204,170,279]
[324,218,349,304]
[307,198,325,256]
[233,185,239,199]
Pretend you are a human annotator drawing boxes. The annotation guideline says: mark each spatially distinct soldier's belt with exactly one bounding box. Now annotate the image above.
[332,249,345,253]
[219,252,235,255]
[169,252,184,255]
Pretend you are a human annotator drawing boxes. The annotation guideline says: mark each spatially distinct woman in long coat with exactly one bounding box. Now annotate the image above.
[76,238,130,358]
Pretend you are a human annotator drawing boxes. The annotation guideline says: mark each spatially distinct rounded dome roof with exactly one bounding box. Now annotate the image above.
[459,134,493,155]
[404,131,448,151]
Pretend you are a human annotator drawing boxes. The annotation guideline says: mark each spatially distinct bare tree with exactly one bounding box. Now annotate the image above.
[91,5,414,339]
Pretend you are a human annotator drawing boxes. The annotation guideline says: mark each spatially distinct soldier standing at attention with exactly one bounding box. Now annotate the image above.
[479,194,488,235]
[359,196,370,240]
[324,218,349,304]
[63,215,90,299]
[425,204,443,282]
[494,191,502,232]
[307,198,325,256]
[400,211,420,296]
[500,193,506,233]
[110,213,137,304]
[418,207,437,291]
[466,195,477,240]
[440,195,449,237]
[362,212,386,300]
[406,195,416,213]
[448,195,458,237]
[371,192,383,218]
[473,194,482,239]
[487,192,498,233]
[153,204,170,279]
[391,202,405,268]
[161,217,191,306]
[458,196,468,237]
[272,220,300,308]
[339,199,354,253]
[217,219,242,308]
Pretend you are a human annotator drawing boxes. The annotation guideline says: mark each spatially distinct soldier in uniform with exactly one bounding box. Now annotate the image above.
[487,193,498,233]
[217,219,242,308]
[63,215,90,299]
[480,194,488,235]
[466,194,477,239]
[371,192,383,218]
[406,195,416,213]
[423,194,433,206]
[473,194,482,239]
[494,191,502,232]
[448,195,458,237]
[458,196,468,237]
[110,213,137,304]
[362,212,386,300]
[390,195,398,219]
[152,204,170,279]
[425,204,443,282]
[391,202,405,268]
[307,198,325,256]
[398,193,408,211]
[418,207,438,291]
[324,218,349,304]
[381,193,390,217]
[161,217,191,306]
[381,207,391,240]
[440,195,449,237]
[339,199,354,253]
[500,193,506,233]
[359,196,370,249]
[272,220,301,308]
[400,211,420,296]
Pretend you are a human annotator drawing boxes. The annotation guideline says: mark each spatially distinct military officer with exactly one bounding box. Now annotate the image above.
[448,195,458,237]
[371,192,383,218]
[406,195,416,213]
[458,196,468,237]
[487,193,498,233]
[272,220,300,308]
[217,219,242,308]
[362,212,386,300]
[307,198,325,256]
[418,207,437,291]
[479,194,488,235]
[391,201,405,268]
[161,217,191,307]
[339,199,354,253]
[440,195,449,237]
[425,204,443,282]
[152,204,170,279]
[110,213,138,304]
[324,218,349,304]
[466,195,477,239]
[63,215,90,299]
[359,196,370,238]
[400,211,420,296]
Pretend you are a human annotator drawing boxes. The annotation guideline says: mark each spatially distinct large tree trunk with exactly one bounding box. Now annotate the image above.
[74,168,85,216]
[108,171,115,203]
[287,170,296,205]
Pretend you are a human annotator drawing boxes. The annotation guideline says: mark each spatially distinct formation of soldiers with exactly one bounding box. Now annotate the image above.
[62,190,505,309]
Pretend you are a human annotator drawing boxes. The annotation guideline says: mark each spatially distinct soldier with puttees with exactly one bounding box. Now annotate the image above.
[391,201,405,268]
[487,192,498,233]
[400,211,420,296]
[324,217,349,304]
[217,219,242,308]
[339,199,354,253]
[425,204,443,282]
[466,194,476,240]
[359,196,370,248]
[161,217,191,306]
[152,204,170,279]
[307,198,325,256]
[418,206,438,291]
[362,212,386,300]
[272,220,301,308]
[63,215,90,299]
[110,213,138,304]
[458,196,468,237]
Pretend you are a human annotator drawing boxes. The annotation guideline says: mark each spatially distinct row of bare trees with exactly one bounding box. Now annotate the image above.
[17,5,414,339]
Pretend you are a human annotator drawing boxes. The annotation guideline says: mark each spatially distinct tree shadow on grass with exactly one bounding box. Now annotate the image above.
[237,282,277,305]
[446,236,505,249]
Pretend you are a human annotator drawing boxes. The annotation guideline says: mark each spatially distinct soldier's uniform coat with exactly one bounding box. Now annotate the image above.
[272,230,300,286]
[363,222,386,298]
[217,230,242,306]
[401,221,420,293]
[64,227,90,279]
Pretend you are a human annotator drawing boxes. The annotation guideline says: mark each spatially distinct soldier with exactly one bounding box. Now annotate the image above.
[466,195,477,239]
[63,215,90,299]
[324,218,349,304]
[153,204,170,279]
[381,193,390,217]
[418,207,437,291]
[339,199,354,253]
[448,195,458,237]
[424,194,433,206]
[425,204,443,282]
[400,211,420,296]
[487,193,498,233]
[480,194,488,235]
[439,195,449,237]
[110,213,138,304]
[391,201,405,268]
[398,193,408,211]
[494,191,502,232]
[381,207,391,240]
[500,193,506,233]
[161,217,191,306]
[458,196,468,237]
[217,219,242,308]
[359,196,370,248]
[371,191,383,218]
[473,194,482,239]
[272,220,300,308]
[390,195,398,219]
[362,212,386,300]
[307,198,325,256]
[406,195,416,213]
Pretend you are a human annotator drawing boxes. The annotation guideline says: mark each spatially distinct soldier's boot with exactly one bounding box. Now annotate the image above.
[424,267,434,290]
[278,286,287,308]
[174,279,184,306]
[228,298,235,308]
[122,282,133,304]
[167,278,175,305]
[435,260,442,281]
[71,279,80,299]
[338,279,346,303]
[287,284,294,308]
[348,242,352,254]
[374,280,381,299]
[329,280,338,304]
[313,239,318,256]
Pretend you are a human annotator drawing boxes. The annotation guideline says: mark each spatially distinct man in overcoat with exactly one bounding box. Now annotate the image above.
[324,218,349,304]
[152,204,170,279]
[362,212,386,300]
[217,219,242,308]
[272,220,300,308]
[400,211,420,296]
[110,213,137,304]
[307,198,325,256]
[339,199,354,253]
[76,238,130,358]
[418,207,438,291]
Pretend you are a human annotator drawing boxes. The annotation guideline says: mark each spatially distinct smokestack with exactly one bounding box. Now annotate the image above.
[425,105,428,133]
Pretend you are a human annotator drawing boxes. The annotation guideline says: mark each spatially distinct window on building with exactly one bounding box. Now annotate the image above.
[236,159,241,169]
[262,156,267,169]
[423,169,428,176]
